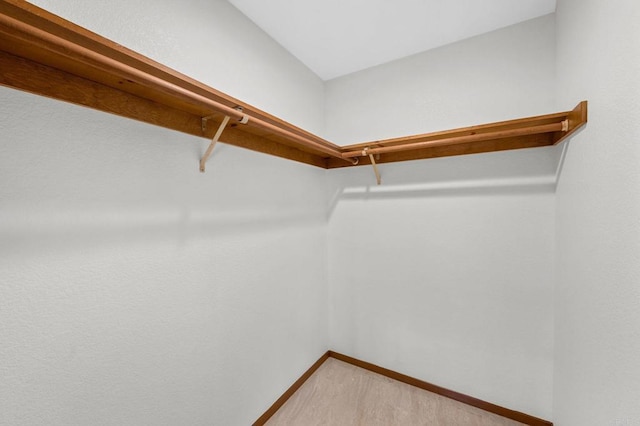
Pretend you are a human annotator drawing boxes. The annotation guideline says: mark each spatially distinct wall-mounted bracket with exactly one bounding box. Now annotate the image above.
[201,105,249,134]
[234,106,249,124]
[200,115,230,172]
[363,147,381,185]
[201,115,211,133]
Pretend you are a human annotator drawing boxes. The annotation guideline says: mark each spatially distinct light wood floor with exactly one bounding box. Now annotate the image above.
[265,358,526,426]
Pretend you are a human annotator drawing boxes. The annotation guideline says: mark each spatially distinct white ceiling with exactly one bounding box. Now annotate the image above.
[227,0,556,81]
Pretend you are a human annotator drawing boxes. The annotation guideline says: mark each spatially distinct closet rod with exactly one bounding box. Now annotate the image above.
[341,121,567,159]
[0,11,353,164]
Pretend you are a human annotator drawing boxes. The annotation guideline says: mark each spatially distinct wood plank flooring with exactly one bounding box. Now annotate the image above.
[265,358,526,426]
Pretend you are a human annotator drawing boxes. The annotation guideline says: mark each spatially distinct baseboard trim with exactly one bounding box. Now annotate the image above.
[253,350,553,426]
[253,351,330,425]
[329,351,553,426]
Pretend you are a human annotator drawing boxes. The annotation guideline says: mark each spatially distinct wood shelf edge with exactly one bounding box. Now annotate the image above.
[328,351,554,426]
[0,50,329,169]
[328,103,587,169]
[0,1,587,171]
[552,100,588,145]
[0,0,341,151]
[0,0,338,167]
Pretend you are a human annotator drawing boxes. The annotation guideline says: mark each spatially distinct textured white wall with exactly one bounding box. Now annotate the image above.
[9,2,639,424]
[554,0,640,425]
[0,1,327,425]
[326,16,558,420]
[325,14,556,145]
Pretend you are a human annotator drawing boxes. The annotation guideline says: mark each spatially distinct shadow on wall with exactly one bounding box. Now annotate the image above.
[0,90,327,261]
[1,208,322,261]
[327,144,566,219]
[553,123,588,189]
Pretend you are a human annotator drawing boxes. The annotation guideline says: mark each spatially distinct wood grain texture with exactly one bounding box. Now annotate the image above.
[326,134,554,169]
[264,357,529,426]
[340,111,569,152]
[340,123,564,158]
[0,0,343,165]
[330,103,587,168]
[253,352,331,426]
[0,50,330,168]
[0,1,587,169]
[329,352,553,426]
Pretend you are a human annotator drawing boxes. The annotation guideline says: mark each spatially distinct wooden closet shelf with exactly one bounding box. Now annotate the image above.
[0,0,587,171]
[331,101,587,169]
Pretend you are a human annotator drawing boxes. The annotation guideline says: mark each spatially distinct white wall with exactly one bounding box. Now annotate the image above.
[325,14,556,145]
[554,1,640,425]
[0,1,327,425]
[8,2,639,424]
[326,15,557,419]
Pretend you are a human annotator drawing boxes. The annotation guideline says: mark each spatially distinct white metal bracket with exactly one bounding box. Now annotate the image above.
[200,115,230,172]
[363,147,381,185]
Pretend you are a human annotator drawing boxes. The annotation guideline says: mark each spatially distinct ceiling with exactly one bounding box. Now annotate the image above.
[227,0,556,81]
